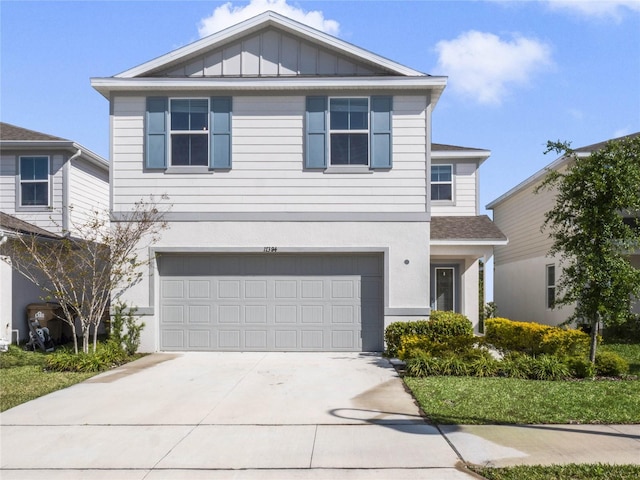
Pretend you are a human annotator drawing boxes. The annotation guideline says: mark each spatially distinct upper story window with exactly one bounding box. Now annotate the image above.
[170,98,209,166]
[19,156,50,207]
[431,164,453,201]
[329,98,369,166]
[546,264,556,309]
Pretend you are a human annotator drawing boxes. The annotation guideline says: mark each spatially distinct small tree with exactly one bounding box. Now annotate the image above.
[1,195,169,354]
[537,136,640,363]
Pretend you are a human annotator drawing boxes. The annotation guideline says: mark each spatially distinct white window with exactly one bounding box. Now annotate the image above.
[329,97,369,166]
[170,98,209,166]
[546,264,556,309]
[431,165,453,201]
[19,156,50,207]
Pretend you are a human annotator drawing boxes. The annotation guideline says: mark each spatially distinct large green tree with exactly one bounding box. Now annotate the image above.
[538,135,640,362]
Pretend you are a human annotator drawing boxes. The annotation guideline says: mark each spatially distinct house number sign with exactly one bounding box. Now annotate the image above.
[263,247,278,253]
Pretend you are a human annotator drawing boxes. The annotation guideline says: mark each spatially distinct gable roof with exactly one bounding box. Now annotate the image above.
[487,132,640,210]
[91,11,447,104]
[0,211,60,239]
[0,122,109,171]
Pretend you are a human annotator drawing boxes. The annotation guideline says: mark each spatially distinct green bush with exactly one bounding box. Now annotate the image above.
[567,356,596,379]
[499,352,534,379]
[45,342,128,373]
[595,351,629,377]
[405,351,442,377]
[110,303,145,355]
[468,353,500,377]
[385,312,473,358]
[529,355,570,380]
[485,317,589,357]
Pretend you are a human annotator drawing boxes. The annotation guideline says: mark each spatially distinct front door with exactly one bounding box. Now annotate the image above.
[434,267,455,311]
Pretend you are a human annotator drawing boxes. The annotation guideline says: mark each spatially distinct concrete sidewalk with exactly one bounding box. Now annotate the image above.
[1,352,639,479]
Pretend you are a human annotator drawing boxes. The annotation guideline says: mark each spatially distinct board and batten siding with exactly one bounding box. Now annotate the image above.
[430,161,478,216]
[492,180,556,266]
[0,153,64,232]
[111,94,428,214]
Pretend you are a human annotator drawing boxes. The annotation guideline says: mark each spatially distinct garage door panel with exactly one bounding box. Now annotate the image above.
[159,254,383,351]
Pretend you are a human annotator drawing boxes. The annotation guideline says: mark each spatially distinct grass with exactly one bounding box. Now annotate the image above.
[472,464,640,480]
[0,345,98,412]
[403,342,640,425]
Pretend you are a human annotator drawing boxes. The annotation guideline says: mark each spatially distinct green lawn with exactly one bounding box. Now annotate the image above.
[404,343,640,425]
[472,464,640,480]
[0,346,94,412]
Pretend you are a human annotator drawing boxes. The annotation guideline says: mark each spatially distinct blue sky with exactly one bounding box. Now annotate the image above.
[2,0,639,207]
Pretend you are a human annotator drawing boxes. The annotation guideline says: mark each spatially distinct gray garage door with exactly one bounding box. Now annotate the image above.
[158,253,383,352]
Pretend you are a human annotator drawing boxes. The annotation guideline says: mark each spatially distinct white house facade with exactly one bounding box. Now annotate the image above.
[488,133,640,326]
[92,11,505,352]
[0,122,109,343]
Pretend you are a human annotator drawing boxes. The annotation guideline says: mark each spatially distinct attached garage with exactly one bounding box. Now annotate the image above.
[157,253,384,352]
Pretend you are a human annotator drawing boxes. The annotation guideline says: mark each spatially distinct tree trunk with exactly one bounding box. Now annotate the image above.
[589,313,600,364]
[92,321,99,353]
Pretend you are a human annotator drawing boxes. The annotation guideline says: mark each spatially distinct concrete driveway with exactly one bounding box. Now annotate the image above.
[1,352,473,479]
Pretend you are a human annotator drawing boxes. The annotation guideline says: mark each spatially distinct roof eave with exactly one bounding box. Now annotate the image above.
[430,239,508,246]
[0,140,109,171]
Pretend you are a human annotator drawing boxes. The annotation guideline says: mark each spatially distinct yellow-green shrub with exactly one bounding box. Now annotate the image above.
[484,317,589,357]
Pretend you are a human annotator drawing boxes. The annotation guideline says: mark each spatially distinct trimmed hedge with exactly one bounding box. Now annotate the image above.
[385,311,473,358]
[484,317,589,357]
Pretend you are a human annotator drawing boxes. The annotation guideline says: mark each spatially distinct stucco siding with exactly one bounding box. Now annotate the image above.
[111,94,428,214]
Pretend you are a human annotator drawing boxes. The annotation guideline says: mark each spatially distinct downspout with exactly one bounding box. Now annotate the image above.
[62,149,82,232]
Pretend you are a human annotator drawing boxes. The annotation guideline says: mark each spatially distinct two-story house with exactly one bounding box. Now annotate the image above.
[0,122,109,344]
[91,11,505,352]
[488,132,640,326]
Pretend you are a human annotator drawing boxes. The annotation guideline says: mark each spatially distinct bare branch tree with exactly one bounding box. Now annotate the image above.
[1,195,169,354]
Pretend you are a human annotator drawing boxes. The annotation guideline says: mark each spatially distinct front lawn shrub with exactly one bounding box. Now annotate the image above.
[386,312,473,358]
[529,354,570,381]
[469,353,500,377]
[45,342,129,373]
[440,355,470,376]
[567,356,596,379]
[595,351,629,377]
[485,317,589,357]
[405,351,442,377]
[499,352,533,379]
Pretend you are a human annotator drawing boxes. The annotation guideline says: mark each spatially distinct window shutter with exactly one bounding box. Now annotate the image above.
[145,97,168,169]
[305,96,328,169]
[370,96,393,169]
[210,97,232,169]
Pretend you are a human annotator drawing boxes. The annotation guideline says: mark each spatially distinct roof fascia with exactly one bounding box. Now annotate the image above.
[430,239,509,246]
[486,151,590,210]
[432,149,491,163]
[91,76,447,102]
[0,141,109,171]
[115,11,426,79]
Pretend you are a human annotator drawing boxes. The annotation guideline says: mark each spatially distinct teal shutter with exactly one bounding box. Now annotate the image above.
[370,96,393,169]
[305,96,327,169]
[210,97,232,169]
[146,97,168,169]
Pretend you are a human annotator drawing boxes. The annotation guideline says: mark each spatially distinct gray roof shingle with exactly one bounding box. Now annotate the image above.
[431,215,507,241]
[0,122,69,142]
[0,211,60,238]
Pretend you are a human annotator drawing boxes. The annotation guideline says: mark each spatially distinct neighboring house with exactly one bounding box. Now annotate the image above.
[487,133,640,326]
[91,11,506,352]
[0,122,109,343]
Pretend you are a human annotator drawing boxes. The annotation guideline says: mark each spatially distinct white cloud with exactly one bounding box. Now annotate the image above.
[542,0,640,21]
[198,0,340,38]
[435,30,553,106]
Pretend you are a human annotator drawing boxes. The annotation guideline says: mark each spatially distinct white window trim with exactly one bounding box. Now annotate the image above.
[169,97,210,167]
[434,266,456,311]
[328,96,370,167]
[18,155,51,209]
[546,264,556,309]
[431,163,454,203]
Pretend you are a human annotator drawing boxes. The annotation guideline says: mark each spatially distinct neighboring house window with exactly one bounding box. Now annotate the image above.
[19,156,49,207]
[145,96,232,170]
[329,97,369,166]
[546,264,556,309]
[305,96,392,170]
[431,165,453,201]
[434,266,456,311]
